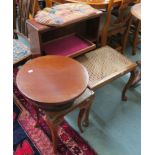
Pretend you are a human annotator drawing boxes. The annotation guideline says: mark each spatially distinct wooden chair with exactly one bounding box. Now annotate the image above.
[101,0,135,54]
[76,45,137,101]
[14,0,38,38]
[13,0,40,66]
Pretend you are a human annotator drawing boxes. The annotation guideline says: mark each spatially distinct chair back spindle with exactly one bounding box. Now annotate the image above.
[14,0,38,38]
[101,0,135,53]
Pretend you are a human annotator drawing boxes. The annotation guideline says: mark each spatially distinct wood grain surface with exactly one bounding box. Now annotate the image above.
[16,56,89,105]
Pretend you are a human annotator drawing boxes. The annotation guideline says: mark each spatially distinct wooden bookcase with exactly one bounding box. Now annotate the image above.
[27,12,103,57]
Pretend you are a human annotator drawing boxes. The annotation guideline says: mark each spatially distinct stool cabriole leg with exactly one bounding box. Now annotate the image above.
[122,69,137,101]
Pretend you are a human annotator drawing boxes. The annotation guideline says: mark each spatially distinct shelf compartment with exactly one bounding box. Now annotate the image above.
[43,34,96,57]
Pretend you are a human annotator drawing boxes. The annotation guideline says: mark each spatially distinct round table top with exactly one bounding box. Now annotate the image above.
[64,0,121,7]
[131,3,141,20]
[16,55,89,105]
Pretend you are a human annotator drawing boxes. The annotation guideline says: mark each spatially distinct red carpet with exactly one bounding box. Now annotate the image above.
[13,69,96,155]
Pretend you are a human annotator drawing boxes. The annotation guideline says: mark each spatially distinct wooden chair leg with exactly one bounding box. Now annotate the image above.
[130,71,141,87]
[132,19,141,55]
[122,17,132,54]
[82,107,90,128]
[130,61,141,87]
[45,115,58,155]
[82,95,95,128]
[78,109,85,133]
[122,69,137,101]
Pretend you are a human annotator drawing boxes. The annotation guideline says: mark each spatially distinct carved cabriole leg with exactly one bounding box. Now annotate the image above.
[122,69,137,101]
[77,93,95,132]
[130,61,141,87]
[82,108,89,128]
[78,109,85,133]
[45,114,58,155]
[131,71,141,87]
[82,94,95,128]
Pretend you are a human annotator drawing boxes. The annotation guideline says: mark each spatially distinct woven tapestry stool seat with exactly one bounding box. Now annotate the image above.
[76,46,137,101]
[13,39,31,66]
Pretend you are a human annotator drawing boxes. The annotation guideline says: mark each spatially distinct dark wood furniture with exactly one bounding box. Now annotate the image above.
[27,12,103,57]
[76,45,137,101]
[16,55,94,153]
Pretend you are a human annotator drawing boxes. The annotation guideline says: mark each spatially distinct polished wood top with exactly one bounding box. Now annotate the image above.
[16,56,89,105]
[64,0,121,5]
[131,3,141,20]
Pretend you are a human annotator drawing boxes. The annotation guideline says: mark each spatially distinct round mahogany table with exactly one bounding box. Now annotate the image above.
[16,55,89,110]
[16,55,89,154]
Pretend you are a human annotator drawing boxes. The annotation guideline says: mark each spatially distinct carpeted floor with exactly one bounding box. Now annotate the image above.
[13,69,96,155]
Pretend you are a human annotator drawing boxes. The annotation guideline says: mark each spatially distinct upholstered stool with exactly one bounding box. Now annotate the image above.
[76,45,137,101]
[13,39,31,66]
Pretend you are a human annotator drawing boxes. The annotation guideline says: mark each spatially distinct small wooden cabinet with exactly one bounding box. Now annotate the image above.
[27,12,103,57]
